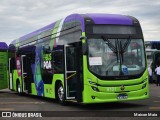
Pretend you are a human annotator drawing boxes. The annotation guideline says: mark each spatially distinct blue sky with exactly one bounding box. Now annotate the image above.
[0,0,160,44]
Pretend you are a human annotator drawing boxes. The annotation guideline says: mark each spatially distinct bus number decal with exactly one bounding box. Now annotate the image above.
[106,87,117,92]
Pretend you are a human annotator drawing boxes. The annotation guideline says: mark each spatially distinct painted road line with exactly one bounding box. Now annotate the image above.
[0,102,45,105]
[0,98,26,99]
[153,101,160,102]
[0,108,15,111]
[149,107,160,110]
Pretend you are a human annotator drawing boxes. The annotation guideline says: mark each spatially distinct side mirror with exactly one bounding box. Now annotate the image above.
[80,36,87,40]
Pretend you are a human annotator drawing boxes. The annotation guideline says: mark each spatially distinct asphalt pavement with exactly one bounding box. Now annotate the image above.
[0,84,160,119]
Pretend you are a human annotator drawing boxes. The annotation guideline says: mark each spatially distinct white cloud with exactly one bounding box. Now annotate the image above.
[0,0,160,44]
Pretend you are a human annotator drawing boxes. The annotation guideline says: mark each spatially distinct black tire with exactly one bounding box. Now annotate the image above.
[56,83,66,105]
[16,81,22,95]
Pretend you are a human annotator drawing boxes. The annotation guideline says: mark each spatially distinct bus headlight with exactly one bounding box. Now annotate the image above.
[91,86,99,92]
[89,81,97,85]
[142,83,147,89]
[88,78,97,85]
[142,78,148,83]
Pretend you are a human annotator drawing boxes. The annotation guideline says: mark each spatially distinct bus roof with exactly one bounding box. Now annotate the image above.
[145,41,160,43]
[10,13,134,45]
[0,42,8,50]
[87,14,132,25]
[150,41,160,44]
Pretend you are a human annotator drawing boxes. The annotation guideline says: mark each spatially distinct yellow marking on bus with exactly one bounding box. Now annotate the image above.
[23,76,27,79]
[66,72,77,80]
[149,107,160,110]
[66,100,77,103]
[0,108,15,111]
[0,102,45,105]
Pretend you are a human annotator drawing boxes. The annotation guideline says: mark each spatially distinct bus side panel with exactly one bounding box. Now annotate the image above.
[0,52,8,90]
[31,83,37,95]
[13,69,22,92]
[43,74,64,98]
[82,55,98,103]
[30,74,64,98]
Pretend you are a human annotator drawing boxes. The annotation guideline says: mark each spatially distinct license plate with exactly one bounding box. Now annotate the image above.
[117,94,128,100]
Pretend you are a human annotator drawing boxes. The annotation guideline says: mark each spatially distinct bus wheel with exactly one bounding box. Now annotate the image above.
[57,83,66,105]
[16,82,21,95]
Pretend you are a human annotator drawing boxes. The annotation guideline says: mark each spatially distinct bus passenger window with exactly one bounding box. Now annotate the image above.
[52,46,64,73]
[66,47,76,71]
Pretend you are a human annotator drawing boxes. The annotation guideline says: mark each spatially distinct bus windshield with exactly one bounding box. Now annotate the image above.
[87,38,146,77]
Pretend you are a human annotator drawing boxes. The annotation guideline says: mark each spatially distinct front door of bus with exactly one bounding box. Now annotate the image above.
[65,44,78,99]
[21,55,32,93]
[21,55,27,92]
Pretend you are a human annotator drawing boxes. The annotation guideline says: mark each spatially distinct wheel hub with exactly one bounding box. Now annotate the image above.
[58,86,64,101]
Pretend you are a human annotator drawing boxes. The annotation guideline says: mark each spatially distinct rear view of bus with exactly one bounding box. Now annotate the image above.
[0,42,8,90]
[82,14,149,103]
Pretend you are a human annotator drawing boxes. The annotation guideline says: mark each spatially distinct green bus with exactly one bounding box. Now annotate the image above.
[8,14,149,104]
[0,42,8,90]
[146,49,160,82]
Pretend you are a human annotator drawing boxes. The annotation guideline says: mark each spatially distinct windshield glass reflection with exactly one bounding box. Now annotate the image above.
[88,38,146,77]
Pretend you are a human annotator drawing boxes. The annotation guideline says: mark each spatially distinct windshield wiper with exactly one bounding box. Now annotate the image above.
[119,37,132,75]
[121,36,131,53]
[101,36,117,53]
[119,41,124,62]
[119,36,131,63]
[101,36,119,63]
[101,36,131,76]
[101,36,120,64]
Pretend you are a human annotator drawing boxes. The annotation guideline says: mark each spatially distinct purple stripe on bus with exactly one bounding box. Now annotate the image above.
[11,13,133,45]
[11,22,56,44]
[87,14,132,25]
[11,14,85,44]
[64,14,85,31]
[0,42,8,50]
[20,22,56,41]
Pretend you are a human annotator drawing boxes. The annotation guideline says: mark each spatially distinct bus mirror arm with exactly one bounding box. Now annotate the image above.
[80,36,87,55]
[82,43,87,55]
[80,36,87,40]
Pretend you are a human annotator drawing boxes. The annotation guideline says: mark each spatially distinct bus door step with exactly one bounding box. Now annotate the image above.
[23,90,28,94]
[69,91,76,93]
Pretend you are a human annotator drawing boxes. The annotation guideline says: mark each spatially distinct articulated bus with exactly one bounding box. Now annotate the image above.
[8,13,149,104]
[0,42,8,90]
